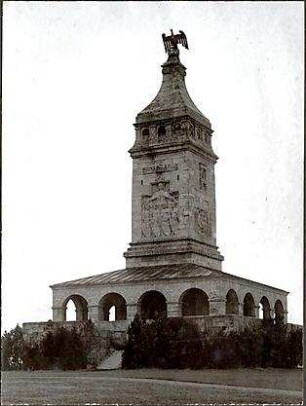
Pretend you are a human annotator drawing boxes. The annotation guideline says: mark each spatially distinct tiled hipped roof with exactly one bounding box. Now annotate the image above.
[50,264,288,294]
[50,264,216,287]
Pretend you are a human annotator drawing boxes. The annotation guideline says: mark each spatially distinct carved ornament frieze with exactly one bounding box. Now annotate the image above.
[142,163,178,175]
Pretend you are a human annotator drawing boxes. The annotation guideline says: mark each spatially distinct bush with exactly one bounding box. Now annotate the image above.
[2,319,303,371]
[40,326,87,370]
[22,341,48,370]
[286,327,303,368]
[2,321,97,371]
[1,325,24,370]
[122,315,204,369]
[202,324,264,369]
[122,316,303,370]
[269,323,303,368]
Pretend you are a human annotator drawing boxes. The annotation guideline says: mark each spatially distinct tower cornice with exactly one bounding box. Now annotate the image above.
[129,141,218,163]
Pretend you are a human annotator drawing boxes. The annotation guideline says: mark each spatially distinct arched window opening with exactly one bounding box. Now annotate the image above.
[226,289,239,315]
[99,293,127,321]
[138,290,167,320]
[181,288,209,316]
[66,299,77,321]
[158,125,166,142]
[142,128,149,144]
[109,305,116,322]
[259,296,271,320]
[259,303,264,319]
[243,293,255,317]
[275,299,285,324]
[63,295,88,322]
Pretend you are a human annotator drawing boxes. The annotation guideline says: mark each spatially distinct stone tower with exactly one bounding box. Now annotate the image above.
[42,31,288,332]
[124,32,223,271]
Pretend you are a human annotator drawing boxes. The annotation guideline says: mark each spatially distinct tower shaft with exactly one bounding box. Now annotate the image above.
[124,41,223,271]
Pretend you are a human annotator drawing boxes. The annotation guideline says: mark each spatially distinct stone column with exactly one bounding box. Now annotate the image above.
[238,302,244,316]
[127,304,138,321]
[254,305,260,318]
[76,306,84,321]
[209,298,226,316]
[167,301,181,318]
[52,306,65,322]
[88,305,99,323]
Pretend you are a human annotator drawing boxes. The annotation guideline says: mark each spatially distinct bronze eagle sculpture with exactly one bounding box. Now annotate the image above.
[162,29,189,54]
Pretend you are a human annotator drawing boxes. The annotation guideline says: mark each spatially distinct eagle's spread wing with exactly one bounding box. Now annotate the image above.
[162,33,168,53]
[178,30,189,50]
[162,33,172,53]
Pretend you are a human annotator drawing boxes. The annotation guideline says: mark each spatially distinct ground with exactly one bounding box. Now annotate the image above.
[2,368,302,405]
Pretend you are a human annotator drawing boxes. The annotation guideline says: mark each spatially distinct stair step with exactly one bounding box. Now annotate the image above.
[96,350,123,370]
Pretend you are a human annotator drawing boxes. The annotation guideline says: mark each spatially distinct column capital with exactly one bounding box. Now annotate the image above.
[208,298,226,303]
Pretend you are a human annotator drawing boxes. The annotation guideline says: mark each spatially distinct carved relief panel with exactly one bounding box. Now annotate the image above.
[141,181,179,239]
[195,126,203,141]
[181,119,194,139]
[199,163,207,190]
[194,201,212,238]
[172,122,183,139]
[187,154,214,241]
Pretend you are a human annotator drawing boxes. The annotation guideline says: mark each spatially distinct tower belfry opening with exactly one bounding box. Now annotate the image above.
[46,30,288,332]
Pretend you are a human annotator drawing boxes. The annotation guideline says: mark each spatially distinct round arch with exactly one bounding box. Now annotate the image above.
[138,290,167,320]
[274,299,285,324]
[259,296,271,320]
[180,288,209,316]
[243,293,255,317]
[99,293,127,321]
[225,289,239,315]
[63,294,88,321]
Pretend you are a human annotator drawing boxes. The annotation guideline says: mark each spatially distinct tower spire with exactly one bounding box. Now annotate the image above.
[135,30,209,129]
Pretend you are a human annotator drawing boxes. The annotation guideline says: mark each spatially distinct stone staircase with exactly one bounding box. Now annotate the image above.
[96,349,123,370]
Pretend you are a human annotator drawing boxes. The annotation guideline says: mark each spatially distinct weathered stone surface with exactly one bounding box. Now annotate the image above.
[125,49,221,269]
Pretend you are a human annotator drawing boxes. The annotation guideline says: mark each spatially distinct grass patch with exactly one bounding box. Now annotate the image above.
[2,368,302,405]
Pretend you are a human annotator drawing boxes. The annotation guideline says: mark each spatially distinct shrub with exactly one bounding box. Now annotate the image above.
[14,322,95,371]
[122,316,303,370]
[22,341,48,370]
[36,326,86,370]
[122,314,146,369]
[164,317,204,369]
[1,325,24,370]
[286,326,303,368]
[122,315,204,369]
[269,324,303,368]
